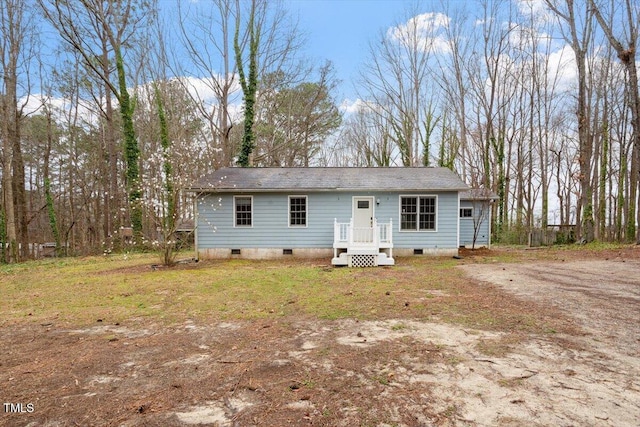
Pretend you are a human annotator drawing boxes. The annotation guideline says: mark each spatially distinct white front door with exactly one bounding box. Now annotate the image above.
[352,197,374,243]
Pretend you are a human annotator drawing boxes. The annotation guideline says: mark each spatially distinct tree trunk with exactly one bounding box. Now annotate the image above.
[115,47,143,241]
[3,62,22,262]
[235,0,260,167]
[598,119,609,240]
[589,0,639,242]
[43,110,61,255]
[1,134,18,263]
[101,38,117,243]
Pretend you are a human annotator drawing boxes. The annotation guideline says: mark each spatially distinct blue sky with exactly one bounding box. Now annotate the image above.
[36,0,576,123]
[26,0,416,118]
[287,0,412,101]
[285,0,576,110]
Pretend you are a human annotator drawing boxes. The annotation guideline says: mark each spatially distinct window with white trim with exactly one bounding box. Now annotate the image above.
[289,196,307,226]
[400,196,436,231]
[460,207,473,218]
[234,196,252,227]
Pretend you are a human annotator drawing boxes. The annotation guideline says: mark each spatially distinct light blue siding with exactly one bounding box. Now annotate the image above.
[459,200,492,248]
[384,192,460,249]
[196,191,462,249]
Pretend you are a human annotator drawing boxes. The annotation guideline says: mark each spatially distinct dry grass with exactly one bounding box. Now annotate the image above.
[3,243,638,426]
[0,246,599,336]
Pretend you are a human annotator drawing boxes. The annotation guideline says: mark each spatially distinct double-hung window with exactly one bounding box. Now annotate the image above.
[234,196,252,227]
[289,196,307,227]
[400,196,436,231]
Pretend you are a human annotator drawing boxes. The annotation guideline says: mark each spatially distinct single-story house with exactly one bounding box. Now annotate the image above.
[187,167,491,266]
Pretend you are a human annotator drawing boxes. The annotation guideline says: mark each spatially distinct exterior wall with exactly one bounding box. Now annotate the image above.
[459,200,492,248]
[199,248,333,259]
[195,190,461,259]
[394,248,458,257]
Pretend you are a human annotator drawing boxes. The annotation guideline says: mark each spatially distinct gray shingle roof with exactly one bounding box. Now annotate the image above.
[188,167,469,192]
[460,189,499,200]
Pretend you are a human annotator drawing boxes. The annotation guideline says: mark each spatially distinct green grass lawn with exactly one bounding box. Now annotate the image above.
[2,253,460,326]
[3,244,629,332]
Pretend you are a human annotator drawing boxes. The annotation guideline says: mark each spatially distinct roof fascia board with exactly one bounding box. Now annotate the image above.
[186,187,468,193]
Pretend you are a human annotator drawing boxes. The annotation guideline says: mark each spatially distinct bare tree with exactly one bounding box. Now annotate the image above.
[589,0,640,243]
[0,0,38,262]
[358,6,444,166]
[434,2,475,189]
[339,104,394,167]
[176,0,239,168]
[545,0,596,242]
[135,17,210,264]
[466,189,495,250]
[176,0,304,169]
[39,0,156,243]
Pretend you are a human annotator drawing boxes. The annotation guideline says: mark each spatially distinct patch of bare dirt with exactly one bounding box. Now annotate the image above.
[2,250,639,426]
[458,255,640,426]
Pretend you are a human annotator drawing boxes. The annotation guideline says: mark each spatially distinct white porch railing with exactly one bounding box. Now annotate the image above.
[333,218,393,249]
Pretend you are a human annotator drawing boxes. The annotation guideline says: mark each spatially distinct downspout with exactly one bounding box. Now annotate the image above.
[456,192,461,250]
[194,193,200,261]
[488,200,493,249]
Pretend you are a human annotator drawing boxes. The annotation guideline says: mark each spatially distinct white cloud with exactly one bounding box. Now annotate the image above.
[20,95,47,116]
[515,0,550,18]
[20,74,246,129]
[339,98,380,115]
[21,94,101,128]
[179,75,242,107]
[340,98,364,115]
[176,75,244,121]
[508,22,554,52]
[547,44,578,91]
[514,0,558,27]
[387,12,451,54]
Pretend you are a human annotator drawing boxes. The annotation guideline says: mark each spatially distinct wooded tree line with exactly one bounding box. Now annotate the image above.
[334,0,640,246]
[0,0,638,263]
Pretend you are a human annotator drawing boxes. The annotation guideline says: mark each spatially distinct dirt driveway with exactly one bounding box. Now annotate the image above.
[2,252,639,426]
[457,257,640,426]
